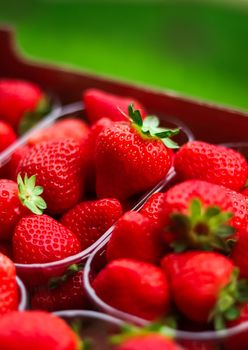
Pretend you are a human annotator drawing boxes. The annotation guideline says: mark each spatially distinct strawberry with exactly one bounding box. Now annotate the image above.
[0,174,46,240]
[0,120,16,152]
[96,105,178,200]
[13,214,81,264]
[0,253,18,314]
[31,265,87,311]
[0,79,48,132]
[224,188,248,231]
[0,311,80,350]
[140,192,167,229]
[61,198,122,250]
[114,334,182,350]
[106,211,164,264]
[28,118,90,146]
[174,141,248,191]
[18,138,84,215]
[225,303,248,350]
[93,258,170,320]
[83,88,147,124]
[8,145,30,180]
[162,251,248,328]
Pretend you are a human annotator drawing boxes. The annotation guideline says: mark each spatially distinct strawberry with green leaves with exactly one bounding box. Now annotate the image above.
[0,253,18,314]
[96,105,179,201]
[0,174,46,240]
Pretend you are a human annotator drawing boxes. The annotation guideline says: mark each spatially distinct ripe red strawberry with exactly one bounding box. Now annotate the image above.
[31,265,87,311]
[93,258,170,320]
[61,198,122,250]
[225,303,248,350]
[18,138,84,215]
[162,251,248,328]
[174,141,248,191]
[0,253,18,314]
[0,174,46,240]
[114,334,183,350]
[0,120,16,152]
[224,188,248,231]
[140,192,167,229]
[83,88,147,124]
[8,145,30,180]
[28,118,90,146]
[0,311,80,350]
[106,211,164,264]
[0,79,47,131]
[96,105,178,200]
[13,214,81,264]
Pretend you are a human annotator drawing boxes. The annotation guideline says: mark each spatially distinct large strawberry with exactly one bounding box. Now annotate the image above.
[174,141,248,191]
[13,214,81,264]
[0,311,80,350]
[96,105,178,200]
[162,251,248,329]
[0,120,16,152]
[0,79,48,132]
[61,198,122,250]
[93,258,170,320]
[83,88,146,124]
[0,253,18,314]
[106,211,164,264]
[0,174,46,240]
[18,138,84,215]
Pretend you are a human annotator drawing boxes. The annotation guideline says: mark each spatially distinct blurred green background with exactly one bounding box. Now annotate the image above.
[1,0,248,110]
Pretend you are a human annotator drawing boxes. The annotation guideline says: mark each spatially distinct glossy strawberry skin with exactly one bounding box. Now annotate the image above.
[96,122,173,200]
[61,198,122,250]
[174,141,248,191]
[106,211,164,264]
[225,303,248,350]
[0,79,43,129]
[224,189,248,231]
[162,251,234,323]
[140,192,167,229]
[0,311,79,350]
[83,88,146,124]
[0,253,18,314]
[0,179,29,240]
[115,334,183,350]
[13,214,81,264]
[93,258,170,321]
[31,270,87,311]
[18,139,84,215]
[0,120,16,152]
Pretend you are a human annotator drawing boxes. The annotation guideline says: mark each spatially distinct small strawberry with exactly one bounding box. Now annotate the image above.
[106,211,164,264]
[31,264,87,311]
[18,138,84,215]
[96,104,178,200]
[0,253,18,314]
[13,214,81,264]
[140,192,167,229]
[174,141,248,191]
[162,251,248,328]
[225,303,248,350]
[0,174,46,240]
[0,311,80,350]
[61,198,122,250]
[0,120,16,152]
[83,88,146,124]
[93,258,170,320]
[0,79,48,132]
[28,118,90,146]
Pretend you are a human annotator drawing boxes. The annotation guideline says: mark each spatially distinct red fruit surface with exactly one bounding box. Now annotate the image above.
[96,122,173,200]
[93,258,170,320]
[231,223,248,278]
[106,211,164,264]
[18,139,84,215]
[83,88,146,124]
[0,120,16,152]
[0,311,79,350]
[0,253,18,314]
[115,334,183,350]
[0,79,43,129]
[61,198,122,250]
[223,188,248,231]
[0,179,29,240]
[162,251,234,323]
[13,214,81,264]
[140,192,167,229]
[174,141,248,191]
[28,118,90,146]
[225,303,248,350]
[8,145,30,180]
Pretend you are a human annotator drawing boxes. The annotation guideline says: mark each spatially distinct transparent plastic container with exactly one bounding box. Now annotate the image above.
[16,276,28,311]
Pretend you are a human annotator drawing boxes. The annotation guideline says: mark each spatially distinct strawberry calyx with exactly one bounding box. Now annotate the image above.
[48,263,83,290]
[169,199,236,254]
[209,268,248,330]
[128,104,180,149]
[17,173,47,215]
